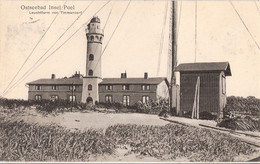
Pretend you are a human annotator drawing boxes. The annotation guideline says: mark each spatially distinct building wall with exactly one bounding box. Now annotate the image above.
[86,42,102,77]
[81,77,102,104]
[156,80,169,99]
[99,84,157,106]
[180,72,220,114]
[219,71,227,118]
[28,84,82,102]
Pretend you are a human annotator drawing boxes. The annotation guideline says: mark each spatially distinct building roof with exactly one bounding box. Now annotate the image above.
[27,78,83,85]
[90,17,100,23]
[99,77,167,85]
[175,62,232,76]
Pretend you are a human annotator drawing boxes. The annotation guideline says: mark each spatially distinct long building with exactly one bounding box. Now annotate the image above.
[27,16,169,105]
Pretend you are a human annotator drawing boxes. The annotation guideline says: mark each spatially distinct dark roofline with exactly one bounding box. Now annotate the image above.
[27,78,83,85]
[99,77,168,85]
[175,62,232,76]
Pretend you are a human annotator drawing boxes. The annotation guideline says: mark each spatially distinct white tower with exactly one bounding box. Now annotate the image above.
[81,17,103,104]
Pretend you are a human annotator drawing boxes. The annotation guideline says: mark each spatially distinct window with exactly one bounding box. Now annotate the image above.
[100,37,102,41]
[52,85,57,90]
[35,95,42,100]
[89,54,94,61]
[105,95,113,103]
[51,95,58,101]
[222,75,226,94]
[141,84,150,90]
[69,85,76,91]
[69,95,76,102]
[88,69,93,76]
[123,95,130,106]
[90,36,94,41]
[122,84,130,90]
[35,85,41,90]
[88,84,92,91]
[142,96,149,103]
[105,85,113,90]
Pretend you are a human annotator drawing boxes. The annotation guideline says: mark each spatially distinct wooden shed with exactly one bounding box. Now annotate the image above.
[175,62,232,119]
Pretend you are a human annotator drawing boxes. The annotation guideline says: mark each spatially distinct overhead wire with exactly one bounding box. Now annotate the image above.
[92,0,131,73]
[3,1,111,96]
[103,2,114,30]
[156,1,168,76]
[2,0,95,96]
[254,0,260,14]
[1,0,67,96]
[230,1,260,50]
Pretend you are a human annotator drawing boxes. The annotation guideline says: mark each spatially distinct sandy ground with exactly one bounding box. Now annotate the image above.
[1,107,259,162]
[2,108,169,131]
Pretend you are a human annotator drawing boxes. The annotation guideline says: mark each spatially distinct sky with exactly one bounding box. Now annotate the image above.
[0,1,260,100]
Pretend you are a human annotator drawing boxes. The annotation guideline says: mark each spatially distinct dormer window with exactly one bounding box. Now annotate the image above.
[35,85,41,90]
[88,70,93,76]
[69,85,76,91]
[52,85,57,90]
[141,85,150,90]
[122,84,129,90]
[105,85,113,90]
[89,54,94,61]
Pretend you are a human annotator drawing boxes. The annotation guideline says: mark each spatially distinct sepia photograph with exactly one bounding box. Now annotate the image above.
[0,0,260,162]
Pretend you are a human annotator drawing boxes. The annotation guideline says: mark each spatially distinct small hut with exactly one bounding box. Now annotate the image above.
[175,62,232,119]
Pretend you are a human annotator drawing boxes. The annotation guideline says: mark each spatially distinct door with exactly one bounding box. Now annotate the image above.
[86,97,93,104]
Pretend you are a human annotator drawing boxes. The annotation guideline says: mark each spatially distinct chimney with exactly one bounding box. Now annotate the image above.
[51,74,56,79]
[144,72,148,79]
[121,73,124,78]
[124,72,127,78]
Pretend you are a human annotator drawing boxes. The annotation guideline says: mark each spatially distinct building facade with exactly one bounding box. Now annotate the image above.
[175,62,232,118]
[27,73,83,102]
[81,17,103,104]
[99,73,169,106]
[27,17,169,105]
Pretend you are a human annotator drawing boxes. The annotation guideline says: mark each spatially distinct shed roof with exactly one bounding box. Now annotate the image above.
[175,62,232,76]
[99,77,167,85]
[27,78,83,85]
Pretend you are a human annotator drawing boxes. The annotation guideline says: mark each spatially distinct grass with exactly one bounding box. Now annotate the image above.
[0,119,115,161]
[0,117,257,162]
[105,124,257,162]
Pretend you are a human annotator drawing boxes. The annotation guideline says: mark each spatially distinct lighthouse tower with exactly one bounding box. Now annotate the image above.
[81,17,103,104]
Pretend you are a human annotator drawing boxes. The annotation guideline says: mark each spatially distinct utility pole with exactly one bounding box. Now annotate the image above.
[169,1,178,115]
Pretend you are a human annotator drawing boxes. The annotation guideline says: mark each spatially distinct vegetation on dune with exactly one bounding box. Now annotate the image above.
[95,97,169,114]
[224,96,260,117]
[105,124,257,162]
[218,116,260,132]
[0,97,169,115]
[0,119,115,161]
[218,96,260,131]
[0,118,257,162]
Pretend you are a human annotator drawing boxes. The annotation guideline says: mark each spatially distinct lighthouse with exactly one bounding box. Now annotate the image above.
[81,16,104,104]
